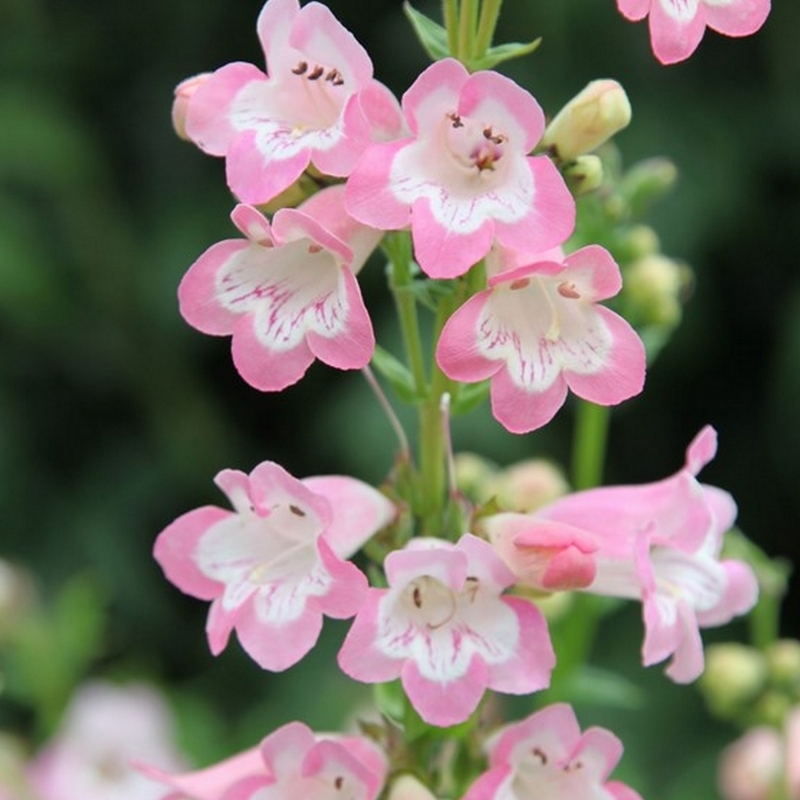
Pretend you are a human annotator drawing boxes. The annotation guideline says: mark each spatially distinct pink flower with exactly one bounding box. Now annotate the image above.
[153,460,395,671]
[346,58,575,279]
[617,0,771,64]
[178,186,380,392]
[337,534,555,727]
[718,706,800,800]
[28,681,187,800]
[462,703,643,800]
[182,0,403,203]
[436,245,646,433]
[536,426,759,683]
[141,723,387,800]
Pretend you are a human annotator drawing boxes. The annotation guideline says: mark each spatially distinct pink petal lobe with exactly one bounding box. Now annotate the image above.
[491,368,569,434]
[685,425,718,475]
[704,0,771,37]
[257,0,300,71]
[695,559,758,627]
[649,0,707,64]
[185,63,266,156]
[311,538,368,619]
[206,599,237,656]
[617,0,650,20]
[401,655,489,727]
[563,245,623,302]
[402,58,468,136]
[153,507,229,601]
[301,475,395,559]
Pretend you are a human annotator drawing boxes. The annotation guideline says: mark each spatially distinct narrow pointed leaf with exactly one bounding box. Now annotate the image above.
[403,2,450,61]
[471,38,543,71]
[371,345,418,402]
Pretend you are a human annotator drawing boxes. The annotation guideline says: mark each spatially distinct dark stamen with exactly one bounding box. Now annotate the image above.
[289,504,306,517]
[308,65,325,80]
[292,61,308,75]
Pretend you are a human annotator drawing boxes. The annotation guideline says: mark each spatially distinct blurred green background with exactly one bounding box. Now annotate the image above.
[1,0,798,797]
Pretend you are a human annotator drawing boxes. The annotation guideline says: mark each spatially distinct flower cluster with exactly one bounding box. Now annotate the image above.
[146,0,773,798]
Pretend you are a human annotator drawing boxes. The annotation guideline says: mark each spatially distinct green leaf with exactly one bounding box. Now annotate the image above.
[558,665,646,710]
[403,2,450,61]
[470,38,543,71]
[371,345,418,403]
[451,380,490,416]
[408,277,457,312]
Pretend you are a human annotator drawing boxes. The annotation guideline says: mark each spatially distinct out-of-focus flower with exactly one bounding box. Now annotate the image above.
[436,245,646,433]
[462,702,643,800]
[617,0,771,65]
[386,774,438,800]
[485,459,569,513]
[28,682,187,800]
[541,80,632,162]
[171,73,211,141]
[338,534,554,727]
[154,460,394,670]
[346,58,574,279]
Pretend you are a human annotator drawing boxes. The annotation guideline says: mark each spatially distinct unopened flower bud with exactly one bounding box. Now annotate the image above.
[620,157,678,215]
[171,73,211,141]
[542,79,632,161]
[766,640,800,690]
[487,459,569,513]
[619,225,660,262]
[562,154,604,195]
[753,691,794,728]
[623,253,690,328]
[718,726,783,800]
[387,775,438,800]
[454,452,498,501]
[702,643,768,718]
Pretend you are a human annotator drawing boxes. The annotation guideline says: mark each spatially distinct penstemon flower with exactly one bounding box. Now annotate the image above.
[346,58,575,279]
[181,0,403,204]
[178,186,381,392]
[154,460,394,670]
[337,534,555,727]
[436,245,646,433]
[462,703,643,800]
[534,426,758,682]
[617,0,771,64]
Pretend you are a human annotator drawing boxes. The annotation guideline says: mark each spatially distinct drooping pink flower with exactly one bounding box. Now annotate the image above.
[178,186,381,392]
[462,703,643,800]
[346,58,575,280]
[154,460,395,671]
[140,723,387,800]
[535,426,759,683]
[617,0,771,64]
[28,681,188,800]
[182,0,403,204]
[337,534,555,727]
[436,245,646,433]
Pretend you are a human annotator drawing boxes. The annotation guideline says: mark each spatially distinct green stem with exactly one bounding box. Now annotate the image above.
[444,0,459,58]
[571,400,610,490]
[474,0,504,57]
[458,0,478,61]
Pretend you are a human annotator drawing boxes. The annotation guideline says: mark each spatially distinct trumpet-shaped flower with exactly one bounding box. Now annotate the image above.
[179,186,380,392]
[346,58,575,279]
[536,426,758,682]
[154,461,394,671]
[618,0,771,64]
[141,723,387,800]
[337,534,555,727]
[436,245,646,433]
[462,703,643,800]
[182,0,403,203]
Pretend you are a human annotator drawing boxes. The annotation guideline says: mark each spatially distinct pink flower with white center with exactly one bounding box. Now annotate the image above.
[141,723,387,800]
[178,186,380,392]
[153,460,395,671]
[28,681,188,800]
[535,426,759,683]
[345,58,575,280]
[337,534,555,728]
[462,703,643,800]
[436,245,646,434]
[618,0,771,64]
[182,0,404,204]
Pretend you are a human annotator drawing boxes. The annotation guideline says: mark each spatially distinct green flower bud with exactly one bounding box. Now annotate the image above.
[701,643,768,719]
[623,254,691,328]
[487,459,569,513]
[563,154,604,195]
[542,80,632,161]
[620,158,678,216]
[766,639,800,692]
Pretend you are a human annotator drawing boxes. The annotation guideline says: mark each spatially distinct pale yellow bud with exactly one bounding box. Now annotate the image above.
[454,452,499,501]
[702,643,768,718]
[623,253,689,328]
[487,459,569,513]
[562,154,604,195]
[387,775,438,800]
[171,73,211,141]
[542,80,632,161]
[766,640,800,689]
